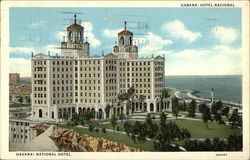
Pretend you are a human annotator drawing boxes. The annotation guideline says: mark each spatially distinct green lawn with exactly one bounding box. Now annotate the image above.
[9,103,30,108]
[100,119,241,139]
[55,124,155,151]
[171,119,241,138]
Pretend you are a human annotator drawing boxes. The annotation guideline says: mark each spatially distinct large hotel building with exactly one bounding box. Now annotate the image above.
[30,16,171,122]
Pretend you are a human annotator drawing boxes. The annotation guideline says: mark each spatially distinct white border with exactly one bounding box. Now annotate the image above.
[1,1,249,160]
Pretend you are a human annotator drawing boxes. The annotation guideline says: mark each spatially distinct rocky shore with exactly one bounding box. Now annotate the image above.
[35,124,143,152]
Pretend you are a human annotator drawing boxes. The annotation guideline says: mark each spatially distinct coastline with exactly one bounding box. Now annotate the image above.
[166,87,242,108]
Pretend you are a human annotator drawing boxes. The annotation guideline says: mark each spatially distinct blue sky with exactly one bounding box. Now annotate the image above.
[9,7,242,76]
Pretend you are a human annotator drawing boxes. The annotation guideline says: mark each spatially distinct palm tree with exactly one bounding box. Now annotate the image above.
[111,115,117,133]
[118,86,135,115]
[202,106,212,129]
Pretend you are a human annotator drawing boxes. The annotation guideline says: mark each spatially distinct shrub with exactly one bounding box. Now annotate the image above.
[94,127,99,132]
[88,124,94,132]
[102,127,107,133]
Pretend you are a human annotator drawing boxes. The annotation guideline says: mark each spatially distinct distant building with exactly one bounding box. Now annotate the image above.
[9,73,20,86]
[30,15,171,122]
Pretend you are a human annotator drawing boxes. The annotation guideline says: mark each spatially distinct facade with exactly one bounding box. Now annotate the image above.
[30,17,171,122]
[9,119,38,144]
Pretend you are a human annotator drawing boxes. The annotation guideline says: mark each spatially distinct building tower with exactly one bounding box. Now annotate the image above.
[113,21,138,59]
[61,14,90,58]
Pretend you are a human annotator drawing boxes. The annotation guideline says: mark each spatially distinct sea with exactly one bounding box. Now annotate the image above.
[165,75,242,104]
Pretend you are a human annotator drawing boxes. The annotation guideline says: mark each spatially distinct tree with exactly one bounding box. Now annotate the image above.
[162,88,170,98]
[119,113,125,123]
[160,112,167,127]
[214,112,222,123]
[202,107,212,129]
[187,100,197,117]
[221,106,230,117]
[124,121,132,136]
[198,103,207,114]
[138,95,146,102]
[211,100,223,114]
[63,111,69,121]
[18,96,23,104]
[105,105,111,119]
[118,86,135,115]
[172,96,179,119]
[137,123,147,142]
[71,113,79,126]
[111,115,117,133]
[229,109,241,128]
[227,134,242,151]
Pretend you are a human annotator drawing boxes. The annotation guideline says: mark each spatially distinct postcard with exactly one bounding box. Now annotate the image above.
[0,0,249,160]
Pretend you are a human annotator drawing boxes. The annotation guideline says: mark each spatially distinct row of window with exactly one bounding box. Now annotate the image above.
[52,60,100,66]
[34,80,46,85]
[119,61,151,66]
[13,134,28,139]
[52,79,101,86]
[34,74,46,78]
[53,99,72,104]
[34,87,46,91]
[11,128,28,133]
[34,61,46,65]
[53,92,101,98]
[52,85,101,92]
[76,73,101,78]
[34,67,46,72]
[34,93,46,98]
[34,100,46,104]
[15,122,29,126]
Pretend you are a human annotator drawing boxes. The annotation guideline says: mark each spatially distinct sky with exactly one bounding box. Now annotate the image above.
[9,7,242,77]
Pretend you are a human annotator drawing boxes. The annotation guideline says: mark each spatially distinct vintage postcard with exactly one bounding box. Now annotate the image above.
[0,0,249,160]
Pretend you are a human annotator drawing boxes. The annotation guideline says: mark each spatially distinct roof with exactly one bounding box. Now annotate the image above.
[67,24,83,30]
[118,29,133,35]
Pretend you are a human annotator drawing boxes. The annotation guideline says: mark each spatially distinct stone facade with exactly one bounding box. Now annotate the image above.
[9,119,38,144]
[30,17,171,122]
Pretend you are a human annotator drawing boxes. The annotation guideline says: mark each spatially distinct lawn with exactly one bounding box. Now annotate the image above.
[55,124,155,151]
[100,119,241,139]
[170,119,241,138]
[9,103,30,108]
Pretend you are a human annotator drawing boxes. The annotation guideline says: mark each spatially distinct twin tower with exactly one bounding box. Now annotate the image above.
[60,15,138,59]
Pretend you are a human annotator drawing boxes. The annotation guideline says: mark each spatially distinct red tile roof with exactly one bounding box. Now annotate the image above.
[67,24,83,29]
[118,30,133,35]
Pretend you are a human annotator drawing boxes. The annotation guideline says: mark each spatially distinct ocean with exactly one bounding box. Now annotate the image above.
[165,75,242,104]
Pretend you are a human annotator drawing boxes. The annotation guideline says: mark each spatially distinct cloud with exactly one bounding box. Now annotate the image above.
[211,26,238,44]
[166,46,242,75]
[138,32,172,55]
[56,31,67,42]
[81,21,101,47]
[162,20,201,43]
[103,28,122,38]
[30,20,44,28]
[10,47,36,55]
[43,45,60,55]
[9,58,31,77]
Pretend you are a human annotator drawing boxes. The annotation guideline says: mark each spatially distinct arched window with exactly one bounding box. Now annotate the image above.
[129,37,132,45]
[68,31,72,41]
[52,111,54,119]
[38,109,42,118]
[119,37,124,45]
